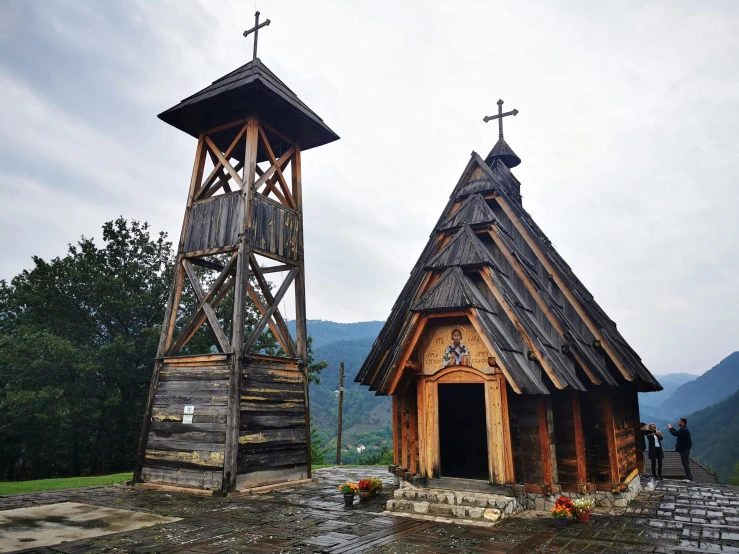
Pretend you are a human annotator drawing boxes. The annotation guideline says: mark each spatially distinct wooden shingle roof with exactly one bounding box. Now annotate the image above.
[158,58,339,156]
[355,148,662,396]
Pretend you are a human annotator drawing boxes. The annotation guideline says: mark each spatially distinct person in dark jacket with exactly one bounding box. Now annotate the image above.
[647,423,664,479]
[668,418,693,481]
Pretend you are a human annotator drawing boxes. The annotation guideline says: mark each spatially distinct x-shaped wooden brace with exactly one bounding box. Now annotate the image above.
[166,254,238,356]
[247,253,297,358]
[193,124,248,200]
[243,266,299,354]
[256,127,296,210]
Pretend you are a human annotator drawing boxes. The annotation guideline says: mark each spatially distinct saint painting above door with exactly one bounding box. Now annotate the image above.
[423,324,495,375]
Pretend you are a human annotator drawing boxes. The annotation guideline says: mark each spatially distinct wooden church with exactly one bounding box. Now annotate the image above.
[355,101,662,495]
[133,14,338,493]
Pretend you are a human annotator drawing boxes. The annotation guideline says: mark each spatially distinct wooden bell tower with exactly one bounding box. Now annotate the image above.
[133,15,339,492]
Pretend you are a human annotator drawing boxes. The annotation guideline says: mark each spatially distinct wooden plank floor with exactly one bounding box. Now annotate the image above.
[2,468,738,553]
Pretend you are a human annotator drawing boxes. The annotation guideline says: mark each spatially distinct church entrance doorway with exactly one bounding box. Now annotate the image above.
[438,383,489,480]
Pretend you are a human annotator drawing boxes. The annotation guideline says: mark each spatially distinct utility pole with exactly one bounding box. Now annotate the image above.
[336,362,344,465]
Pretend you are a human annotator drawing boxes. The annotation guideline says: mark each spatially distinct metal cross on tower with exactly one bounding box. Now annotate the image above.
[483,99,519,139]
[243,10,271,61]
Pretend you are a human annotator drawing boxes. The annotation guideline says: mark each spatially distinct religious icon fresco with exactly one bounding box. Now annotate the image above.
[423,325,493,374]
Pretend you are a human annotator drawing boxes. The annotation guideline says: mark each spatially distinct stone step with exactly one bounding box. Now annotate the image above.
[385,498,506,522]
[394,487,515,511]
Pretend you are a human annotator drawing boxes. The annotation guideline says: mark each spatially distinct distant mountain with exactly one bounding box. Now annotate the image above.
[657,352,739,419]
[678,388,739,483]
[288,319,385,349]
[639,372,696,408]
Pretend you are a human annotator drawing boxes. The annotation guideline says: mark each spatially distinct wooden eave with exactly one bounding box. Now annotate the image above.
[438,194,497,232]
[411,266,492,313]
[424,225,500,271]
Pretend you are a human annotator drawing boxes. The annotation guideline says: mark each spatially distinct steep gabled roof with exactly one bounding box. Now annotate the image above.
[438,194,497,231]
[425,226,499,270]
[355,149,661,395]
[412,266,492,313]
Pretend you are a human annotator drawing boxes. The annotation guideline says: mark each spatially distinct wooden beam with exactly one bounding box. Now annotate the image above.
[538,397,553,486]
[491,194,634,382]
[182,260,232,354]
[499,377,515,483]
[392,395,400,466]
[572,392,588,486]
[602,392,621,484]
[166,255,238,356]
[196,125,248,199]
[258,126,296,210]
[485,377,510,484]
[400,394,408,469]
[247,283,294,357]
[243,267,298,354]
[409,391,418,474]
[387,313,427,395]
[205,136,244,188]
[249,253,297,358]
[631,386,645,475]
[467,308,523,395]
[479,267,564,390]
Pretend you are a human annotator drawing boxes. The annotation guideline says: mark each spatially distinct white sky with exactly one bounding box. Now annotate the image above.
[0,0,737,376]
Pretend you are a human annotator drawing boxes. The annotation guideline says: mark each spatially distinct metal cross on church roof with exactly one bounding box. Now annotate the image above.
[243,10,271,61]
[483,99,519,139]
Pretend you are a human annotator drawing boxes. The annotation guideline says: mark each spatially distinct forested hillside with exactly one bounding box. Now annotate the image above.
[656,352,739,419]
[307,335,392,462]
[679,389,739,483]
[289,320,384,349]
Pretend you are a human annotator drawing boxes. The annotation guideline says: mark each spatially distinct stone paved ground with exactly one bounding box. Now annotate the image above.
[1,467,738,553]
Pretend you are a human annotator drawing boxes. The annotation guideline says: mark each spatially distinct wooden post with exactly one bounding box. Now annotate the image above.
[392,394,400,466]
[409,390,418,474]
[291,146,312,478]
[222,117,258,492]
[602,392,621,486]
[631,386,645,475]
[571,392,588,489]
[537,397,558,488]
[336,362,344,465]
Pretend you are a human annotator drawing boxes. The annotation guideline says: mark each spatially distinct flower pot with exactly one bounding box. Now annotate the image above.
[555,517,568,529]
[359,490,371,501]
[343,494,355,507]
[576,511,591,523]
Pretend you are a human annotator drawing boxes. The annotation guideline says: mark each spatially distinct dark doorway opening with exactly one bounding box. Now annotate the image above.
[438,383,489,480]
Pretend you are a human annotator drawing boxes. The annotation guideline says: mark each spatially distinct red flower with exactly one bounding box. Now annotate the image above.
[358,479,372,491]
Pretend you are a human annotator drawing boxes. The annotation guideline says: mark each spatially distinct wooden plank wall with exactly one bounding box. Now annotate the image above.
[394,388,419,474]
[141,355,230,489]
[251,194,300,261]
[507,388,525,483]
[236,355,308,489]
[612,389,638,480]
[515,396,545,484]
[552,389,586,489]
[183,192,243,253]
[581,389,616,484]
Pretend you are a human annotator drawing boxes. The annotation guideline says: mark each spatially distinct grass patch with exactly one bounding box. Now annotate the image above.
[0,472,132,495]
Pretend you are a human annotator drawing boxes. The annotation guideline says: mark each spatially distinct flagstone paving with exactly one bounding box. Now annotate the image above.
[1,467,738,553]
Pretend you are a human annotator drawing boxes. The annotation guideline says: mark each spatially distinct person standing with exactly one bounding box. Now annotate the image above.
[647,423,664,479]
[668,418,693,481]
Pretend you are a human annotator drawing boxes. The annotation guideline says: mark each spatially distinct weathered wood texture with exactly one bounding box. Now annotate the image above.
[251,194,299,261]
[184,192,244,253]
[552,389,587,487]
[515,395,545,484]
[141,356,230,489]
[236,356,308,485]
[581,388,623,484]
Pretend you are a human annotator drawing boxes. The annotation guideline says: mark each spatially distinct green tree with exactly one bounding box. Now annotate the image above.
[0,217,312,480]
[729,462,739,486]
[310,417,329,465]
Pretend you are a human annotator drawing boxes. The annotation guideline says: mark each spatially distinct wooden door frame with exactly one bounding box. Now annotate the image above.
[416,366,513,484]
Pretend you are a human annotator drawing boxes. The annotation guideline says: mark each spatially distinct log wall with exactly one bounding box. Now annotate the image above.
[515,395,545,484]
[235,355,308,489]
[141,355,230,489]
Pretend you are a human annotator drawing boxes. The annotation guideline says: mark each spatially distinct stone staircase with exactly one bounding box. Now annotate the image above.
[385,485,523,525]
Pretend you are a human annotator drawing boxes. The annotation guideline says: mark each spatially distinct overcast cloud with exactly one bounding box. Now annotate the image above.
[0,0,737,376]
